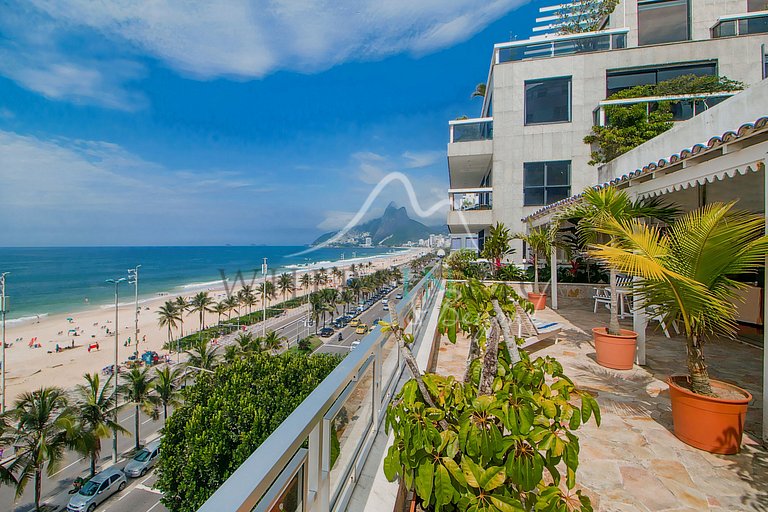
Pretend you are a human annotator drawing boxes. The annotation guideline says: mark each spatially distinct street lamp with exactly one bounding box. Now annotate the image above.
[106,276,126,464]
[127,265,141,355]
[261,258,268,338]
[1,272,9,413]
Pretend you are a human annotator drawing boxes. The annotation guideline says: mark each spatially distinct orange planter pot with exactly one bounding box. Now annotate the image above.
[528,292,547,310]
[592,327,637,370]
[667,376,752,455]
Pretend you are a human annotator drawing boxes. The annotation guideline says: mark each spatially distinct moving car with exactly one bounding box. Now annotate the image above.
[383,305,389,311]
[125,439,161,478]
[67,467,126,512]
[349,319,360,327]
[350,341,360,351]
[382,299,388,305]
[355,324,368,335]
[319,327,334,337]
[395,293,403,299]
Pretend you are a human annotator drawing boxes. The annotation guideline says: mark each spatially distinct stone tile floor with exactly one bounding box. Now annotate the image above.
[435,299,768,512]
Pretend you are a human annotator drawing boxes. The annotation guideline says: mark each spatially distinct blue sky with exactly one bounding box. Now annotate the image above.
[0,0,539,246]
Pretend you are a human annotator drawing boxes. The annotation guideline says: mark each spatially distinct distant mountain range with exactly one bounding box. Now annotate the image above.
[312,202,446,247]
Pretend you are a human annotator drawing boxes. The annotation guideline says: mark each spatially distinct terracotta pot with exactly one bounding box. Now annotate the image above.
[667,376,752,454]
[528,292,547,310]
[592,327,637,370]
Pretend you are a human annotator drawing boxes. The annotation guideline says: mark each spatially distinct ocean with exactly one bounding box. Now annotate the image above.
[0,246,404,321]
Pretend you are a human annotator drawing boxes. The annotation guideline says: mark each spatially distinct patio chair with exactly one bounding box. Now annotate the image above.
[646,305,680,338]
[511,302,562,350]
[592,287,611,313]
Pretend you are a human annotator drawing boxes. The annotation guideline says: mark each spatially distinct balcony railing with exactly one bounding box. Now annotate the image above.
[495,28,628,63]
[449,188,493,211]
[449,117,493,143]
[199,264,444,512]
[712,11,768,38]
[592,92,738,127]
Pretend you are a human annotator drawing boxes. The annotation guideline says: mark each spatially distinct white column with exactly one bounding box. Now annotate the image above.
[633,276,647,366]
[550,245,558,310]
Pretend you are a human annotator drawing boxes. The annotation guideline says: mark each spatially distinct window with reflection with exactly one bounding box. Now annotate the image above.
[638,0,690,46]
[524,77,571,125]
[606,62,716,96]
[523,161,571,206]
[749,0,768,12]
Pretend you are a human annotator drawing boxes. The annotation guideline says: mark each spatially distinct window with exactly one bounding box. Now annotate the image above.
[524,77,571,125]
[523,161,571,206]
[749,0,768,12]
[606,62,716,96]
[638,0,690,46]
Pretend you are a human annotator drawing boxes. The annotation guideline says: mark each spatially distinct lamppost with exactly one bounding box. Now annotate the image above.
[106,277,126,464]
[128,265,141,356]
[1,272,9,413]
[261,258,268,338]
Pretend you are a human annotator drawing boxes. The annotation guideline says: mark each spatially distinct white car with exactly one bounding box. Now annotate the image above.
[350,341,361,351]
[382,299,388,305]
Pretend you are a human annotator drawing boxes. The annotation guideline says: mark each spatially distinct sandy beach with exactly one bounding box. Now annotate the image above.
[2,249,424,400]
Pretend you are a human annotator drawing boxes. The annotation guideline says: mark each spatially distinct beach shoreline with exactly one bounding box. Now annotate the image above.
[1,248,425,401]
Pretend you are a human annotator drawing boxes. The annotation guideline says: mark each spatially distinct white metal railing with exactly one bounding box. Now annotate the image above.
[448,117,493,143]
[592,92,739,127]
[199,264,443,512]
[495,27,628,63]
[712,11,768,38]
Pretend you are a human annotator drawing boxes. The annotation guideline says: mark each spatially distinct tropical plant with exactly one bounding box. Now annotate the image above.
[0,388,83,511]
[558,0,619,34]
[185,338,220,372]
[584,75,744,164]
[340,289,356,315]
[174,296,189,338]
[189,292,215,338]
[212,301,228,326]
[121,368,160,452]
[300,273,312,296]
[515,225,557,294]
[259,281,276,307]
[564,186,678,335]
[481,222,515,275]
[444,249,485,280]
[153,367,182,421]
[238,285,257,316]
[589,202,768,395]
[156,352,341,510]
[278,273,295,302]
[74,373,128,476]
[470,82,486,99]
[157,301,181,349]
[262,331,285,354]
[382,281,599,511]
[224,296,240,321]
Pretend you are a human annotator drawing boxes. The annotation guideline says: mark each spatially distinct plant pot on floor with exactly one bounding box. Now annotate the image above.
[667,376,752,455]
[592,327,637,370]
[528,292,547,310]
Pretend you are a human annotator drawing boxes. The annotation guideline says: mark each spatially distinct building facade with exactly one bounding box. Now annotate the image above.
[447,0,768,260]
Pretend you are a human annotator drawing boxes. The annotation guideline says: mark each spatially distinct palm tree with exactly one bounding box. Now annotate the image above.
[212,301,228,326]
[157,301,181,350]
[481,222,514,275]
[348,278,363,303]
[262,331,285,354]
[259,281,276,310]
[153,367,182,421]
[331,266,344,287]
[74,373,128,476]
[224,296,240,322]
[121,368,160,452]
[278,273,295,302]
[238,285,256,316]
[189,291,215,336]
[340,289,355,315]
[174,296,189,337]
[300,273,312,297]
[515,225,556,295]
[0,388,82,510]
[308,292,325,334]
[185,338,220,371]
[565,186,678,335]
[589,202,768,396]
[322,288,340,321]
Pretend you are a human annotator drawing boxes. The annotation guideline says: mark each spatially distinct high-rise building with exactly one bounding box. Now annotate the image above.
[448,0,768,259]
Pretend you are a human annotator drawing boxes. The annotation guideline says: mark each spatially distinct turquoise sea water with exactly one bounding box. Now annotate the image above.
[0,246,402,321]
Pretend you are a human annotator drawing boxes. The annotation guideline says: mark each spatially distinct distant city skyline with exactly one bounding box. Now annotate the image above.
[0,0,539,246]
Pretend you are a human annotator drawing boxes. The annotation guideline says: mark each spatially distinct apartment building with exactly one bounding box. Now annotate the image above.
[447,0,768,259]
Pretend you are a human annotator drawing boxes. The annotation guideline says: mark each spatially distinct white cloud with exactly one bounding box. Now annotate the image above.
[402,150,443,169]
[317,210,355,231]
[0,0,528,108]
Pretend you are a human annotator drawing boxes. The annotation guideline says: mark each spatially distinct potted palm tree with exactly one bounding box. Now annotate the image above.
[515,225,555,310]
[591,202,768,454]
[566,187,677,370]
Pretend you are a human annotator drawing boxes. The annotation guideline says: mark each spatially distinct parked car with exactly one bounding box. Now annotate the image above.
[319,327,334,337]
[349,319,360,327]
[124,439,161,478]
[382,299,388,305]
[383,305,389,311]
[67,467,126,512]
[355,324,368,335]
[395,293,403,299]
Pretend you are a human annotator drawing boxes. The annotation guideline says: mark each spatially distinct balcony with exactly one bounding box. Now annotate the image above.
[495,28,628,64]
[592,92,739,127]
[447,188,493,233]
[448,118,493,189]
[712,11,768,38]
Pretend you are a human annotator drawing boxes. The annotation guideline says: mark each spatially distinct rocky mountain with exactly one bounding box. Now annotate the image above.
[312,202,434,246]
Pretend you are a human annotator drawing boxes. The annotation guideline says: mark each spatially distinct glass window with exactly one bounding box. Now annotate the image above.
[638,0,690,46]
[749,0,768,12]
[524,161,571,206]
[524,77,571,125]
[606,62,716,96]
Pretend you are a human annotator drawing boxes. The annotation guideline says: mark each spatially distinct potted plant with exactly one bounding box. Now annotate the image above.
[480,222,514,278]
[591,202,768,454]
[566,187,677,370]
[515,225,555,310]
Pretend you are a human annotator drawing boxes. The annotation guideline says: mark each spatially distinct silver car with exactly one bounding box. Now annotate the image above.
[67,467,126,512]
[124,439,161,477]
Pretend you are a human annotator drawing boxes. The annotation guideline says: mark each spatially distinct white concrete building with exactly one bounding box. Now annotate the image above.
[448,0,768,259]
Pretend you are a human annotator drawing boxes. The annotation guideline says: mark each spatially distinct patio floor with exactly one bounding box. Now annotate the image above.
[434,298,768,512]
